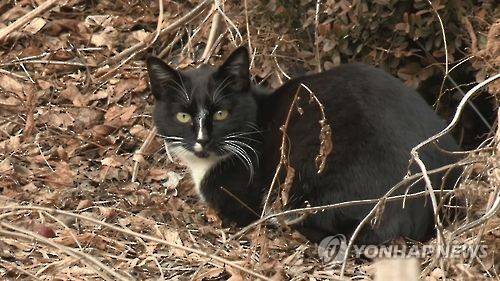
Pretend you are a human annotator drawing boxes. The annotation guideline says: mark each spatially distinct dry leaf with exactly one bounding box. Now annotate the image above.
[101,156,124,167]
[84,15,115,27]
[227,267,244,281]
[0,75,23,93]
[0,157,12,174]
[76,199,93,210]
[194,268,225,281]
[23,17,47,34]
[163,228,186,257]
[91,26,119,49]
[34,224,56,238]
[61,85,85,106]
[45,162,75,189]
[146,168,168,181]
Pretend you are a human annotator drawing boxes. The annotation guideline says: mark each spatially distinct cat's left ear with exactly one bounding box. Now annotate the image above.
[146,56,181,101]
[217,46,250,91]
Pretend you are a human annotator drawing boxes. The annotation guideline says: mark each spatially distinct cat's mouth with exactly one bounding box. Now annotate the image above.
[194,151,209,158]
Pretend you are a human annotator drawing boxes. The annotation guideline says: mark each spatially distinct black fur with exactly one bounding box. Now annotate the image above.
[260,63,459,244]
[147,47,459,245]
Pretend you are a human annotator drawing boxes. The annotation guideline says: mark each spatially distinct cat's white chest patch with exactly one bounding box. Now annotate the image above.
[172,147,222,201]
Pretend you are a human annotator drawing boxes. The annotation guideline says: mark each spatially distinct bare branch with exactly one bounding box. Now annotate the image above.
[0,0,60,43]
[0,205,272,280]
[101,0,211,67]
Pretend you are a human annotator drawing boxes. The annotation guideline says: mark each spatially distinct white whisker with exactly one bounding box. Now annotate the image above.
[224,140,260,166]
[245,121,261,131]
[177,74,191,102]
[224,142,255,183]
[213,76,233,104]
[166,79,190,103]
[226,135,262,143]
[156,133,184,140]
[226,130,262,138]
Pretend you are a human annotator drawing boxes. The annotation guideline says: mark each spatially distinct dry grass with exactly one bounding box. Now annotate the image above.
[0,0,498,280]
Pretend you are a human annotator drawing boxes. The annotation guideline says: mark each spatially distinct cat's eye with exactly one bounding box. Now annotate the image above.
[213,110,229,121]
[176,112,192,123]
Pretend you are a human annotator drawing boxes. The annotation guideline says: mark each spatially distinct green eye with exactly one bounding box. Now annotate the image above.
[214,110,229,121]
[176,112,192,123]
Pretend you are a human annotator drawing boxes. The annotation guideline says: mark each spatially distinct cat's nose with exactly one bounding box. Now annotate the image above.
[194,138,208,152]
[196,138,209,146]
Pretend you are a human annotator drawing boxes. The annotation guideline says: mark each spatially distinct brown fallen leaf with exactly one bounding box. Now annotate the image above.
[83,89,110,105]
[23,17,46,34]
[194,268,225,281]
[146,168,168,181]
[0,157,13,174]
[37,80,54,90]
[0,136,21,154]
[129,124,150,140]
[34,224,56,238]
[104,105,137,128]
[44,19,85,36]
[0,75,23,93]
[76,199,93,210]
[45,161,75,189]
[91,26,119,50]
[22,90,37,141]
[110,78,141,103]
[101,155,124,167]
[162,228,186,257]
[227,267,245,281]
[61,85,85,106]
[99,207,116,220]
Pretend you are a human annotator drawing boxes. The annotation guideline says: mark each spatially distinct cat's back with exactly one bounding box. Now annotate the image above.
[261,63,459,243]
[262,62,458,195]
[275,63,444,130]
[265,63,456,153]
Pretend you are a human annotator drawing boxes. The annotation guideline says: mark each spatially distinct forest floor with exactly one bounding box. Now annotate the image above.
[0,0,498,280]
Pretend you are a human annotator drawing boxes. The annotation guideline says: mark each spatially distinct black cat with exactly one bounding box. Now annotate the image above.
[146,47,459,245]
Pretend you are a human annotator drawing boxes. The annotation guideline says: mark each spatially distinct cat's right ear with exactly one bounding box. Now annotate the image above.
[146,56,180,100]
[216,46,250,91]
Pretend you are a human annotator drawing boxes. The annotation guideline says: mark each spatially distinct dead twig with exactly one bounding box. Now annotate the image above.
[0,60,89,67]
[260,86,301,217]
[201,5,222,63]
[213,0,242,45]
[450,111,500,239]
[0,223,130,281]
[411,73,500,157]
[101,0,211,67]
[261,82,331,217]
[0,205,272,281]
[314,0,322,73]
[190,159,478,281]
[131,126,158,183]
[452,186,499,237]
[0,0,60,42]
[243,0,252,62]
[0,259,42,280]
[425,0,450,106]
[463,17,479,54]
[158,30,185,58]
[96,0,164,83]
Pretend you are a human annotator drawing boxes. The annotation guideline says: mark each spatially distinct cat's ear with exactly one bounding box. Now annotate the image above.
[217,46,250,91]
[146,56,180,100]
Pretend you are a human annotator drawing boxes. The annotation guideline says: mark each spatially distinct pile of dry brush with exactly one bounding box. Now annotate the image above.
[0,0,498,280]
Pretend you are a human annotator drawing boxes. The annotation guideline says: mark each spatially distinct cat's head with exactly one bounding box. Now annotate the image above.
[146,47,260,166]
